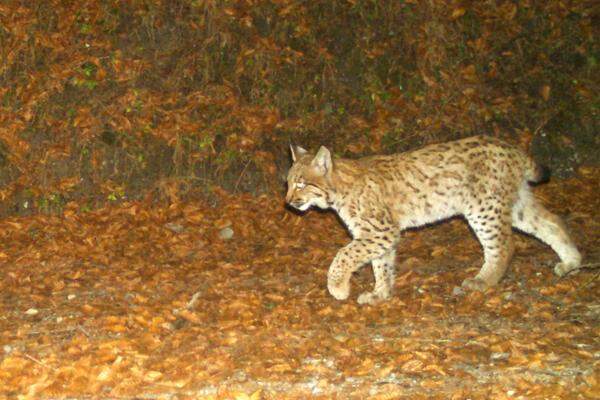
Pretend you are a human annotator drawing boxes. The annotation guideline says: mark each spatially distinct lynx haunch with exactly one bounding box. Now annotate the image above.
[286,136,581,305]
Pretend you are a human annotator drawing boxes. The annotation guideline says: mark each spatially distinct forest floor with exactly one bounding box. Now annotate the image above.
[0,169,598,400]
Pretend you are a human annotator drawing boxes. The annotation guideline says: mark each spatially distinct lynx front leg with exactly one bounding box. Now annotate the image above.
[463,210,514,291]
[327,238,390,301]
[357,249,397,305]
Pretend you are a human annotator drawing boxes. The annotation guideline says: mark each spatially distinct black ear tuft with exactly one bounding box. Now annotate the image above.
[530,164,551,185]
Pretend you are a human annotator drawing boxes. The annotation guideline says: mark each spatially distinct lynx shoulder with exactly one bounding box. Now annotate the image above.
[286,135,581,305]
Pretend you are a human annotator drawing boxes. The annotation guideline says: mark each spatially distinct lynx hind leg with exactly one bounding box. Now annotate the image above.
[357,249,397,305]
[463,209,514,291]
[511,186,581,276]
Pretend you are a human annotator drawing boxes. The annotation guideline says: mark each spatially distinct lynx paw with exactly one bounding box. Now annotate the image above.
[357,291,389,306]
[327,280,350,301]
[461,277,489,292]
[553,262,580,277]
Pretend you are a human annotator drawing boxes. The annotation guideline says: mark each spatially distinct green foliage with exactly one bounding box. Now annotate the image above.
[36,192,66,214]
[0,0,597,216]
[107,187,125,202]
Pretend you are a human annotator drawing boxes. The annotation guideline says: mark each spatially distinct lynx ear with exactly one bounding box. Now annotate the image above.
[290,144,308,162]
[312,146,332,175]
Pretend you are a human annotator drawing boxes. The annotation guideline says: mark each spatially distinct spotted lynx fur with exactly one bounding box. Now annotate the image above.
[286,136,581,305]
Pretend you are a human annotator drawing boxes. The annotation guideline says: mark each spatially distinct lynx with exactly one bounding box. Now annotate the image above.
[286,135,581,305]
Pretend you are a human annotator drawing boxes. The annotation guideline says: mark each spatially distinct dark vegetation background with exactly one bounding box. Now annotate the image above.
[0,0,597,217]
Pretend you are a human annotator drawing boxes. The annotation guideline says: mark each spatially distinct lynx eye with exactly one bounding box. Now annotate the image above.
[296,182,306,189]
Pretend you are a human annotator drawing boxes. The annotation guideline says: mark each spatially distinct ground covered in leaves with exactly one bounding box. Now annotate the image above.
[1,170,598,399]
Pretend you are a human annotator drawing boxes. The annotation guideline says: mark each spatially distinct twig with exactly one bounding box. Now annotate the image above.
[172,290,204,321]
[579,262,600,270]
[185,290,203,310]
[575,269,600,295]
[532,112,554,138]
[233,159,252,194]
[558,262,600,279]
[304,286,318,298]
[24,353,55,371]
[78,325,91,337]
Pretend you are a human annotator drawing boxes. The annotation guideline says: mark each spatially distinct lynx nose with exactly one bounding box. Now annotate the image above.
[289,200,306,210]
[285,186,296,204]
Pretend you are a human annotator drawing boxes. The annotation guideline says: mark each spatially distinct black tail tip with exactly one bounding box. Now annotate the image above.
[533,165,551,184]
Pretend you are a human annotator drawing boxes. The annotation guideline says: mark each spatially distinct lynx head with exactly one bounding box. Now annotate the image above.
[286,145,333,211]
